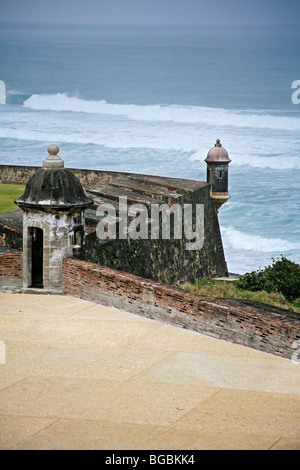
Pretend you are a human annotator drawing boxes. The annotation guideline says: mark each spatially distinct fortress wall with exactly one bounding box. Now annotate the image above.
[0,224,22,252]
[0,164,229,283]
[0,164,150,187]
[84,182,227,284]
[0,251,22,289]
[0,165,38,184]
[62,258,300,360]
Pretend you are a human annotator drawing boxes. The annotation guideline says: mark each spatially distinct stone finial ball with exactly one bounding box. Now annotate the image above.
[47,144,59,155]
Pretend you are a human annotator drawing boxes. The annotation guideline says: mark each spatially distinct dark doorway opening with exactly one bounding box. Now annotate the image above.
[30,227,43,288]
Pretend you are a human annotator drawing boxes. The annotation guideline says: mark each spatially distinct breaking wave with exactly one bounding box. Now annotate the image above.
[0,92,298,171]
[222,226,300,253]
[23,93,300,131]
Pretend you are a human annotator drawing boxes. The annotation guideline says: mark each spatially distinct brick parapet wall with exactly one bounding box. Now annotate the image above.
[62,258,300,360]
[1,252,299,360]
[0,251,22,289]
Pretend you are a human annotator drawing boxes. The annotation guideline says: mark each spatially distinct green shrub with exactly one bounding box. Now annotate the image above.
[237,256,300,301]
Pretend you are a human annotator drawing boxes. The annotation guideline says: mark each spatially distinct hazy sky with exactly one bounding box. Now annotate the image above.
[1,0,300,26]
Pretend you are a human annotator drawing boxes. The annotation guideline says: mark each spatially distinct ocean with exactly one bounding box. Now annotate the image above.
[0,22,299,275]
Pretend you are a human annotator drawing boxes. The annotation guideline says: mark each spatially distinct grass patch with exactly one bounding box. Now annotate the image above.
[0,184,25,213]
[179,279,300,313]
[179,257,300,313]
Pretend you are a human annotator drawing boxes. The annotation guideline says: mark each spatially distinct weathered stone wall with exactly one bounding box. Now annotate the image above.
[62,258,300,360]
[0,165,38,184]
[84,183,227,284]
[0,164,130,187]
[0,220,22,251]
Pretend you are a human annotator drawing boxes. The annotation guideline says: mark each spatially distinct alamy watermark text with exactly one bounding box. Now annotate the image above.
[95,196,204,250]
[291,80,300,104]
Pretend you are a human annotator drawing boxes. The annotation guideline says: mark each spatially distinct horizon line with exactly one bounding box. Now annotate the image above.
[1,20,300,28]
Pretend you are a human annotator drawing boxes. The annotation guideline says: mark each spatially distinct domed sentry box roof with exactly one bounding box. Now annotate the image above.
[204,139,231,164]
[15,145,94,212]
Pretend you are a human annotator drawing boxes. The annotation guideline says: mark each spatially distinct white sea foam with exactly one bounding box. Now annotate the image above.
[222,226,300,253]
[1,93,299,172]
[23,93,300,131]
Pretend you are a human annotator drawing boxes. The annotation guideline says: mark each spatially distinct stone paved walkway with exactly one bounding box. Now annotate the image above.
[0,293,299,450]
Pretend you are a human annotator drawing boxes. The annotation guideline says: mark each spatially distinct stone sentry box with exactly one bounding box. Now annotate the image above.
[205,139,231,213]
[15,145,93,292]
